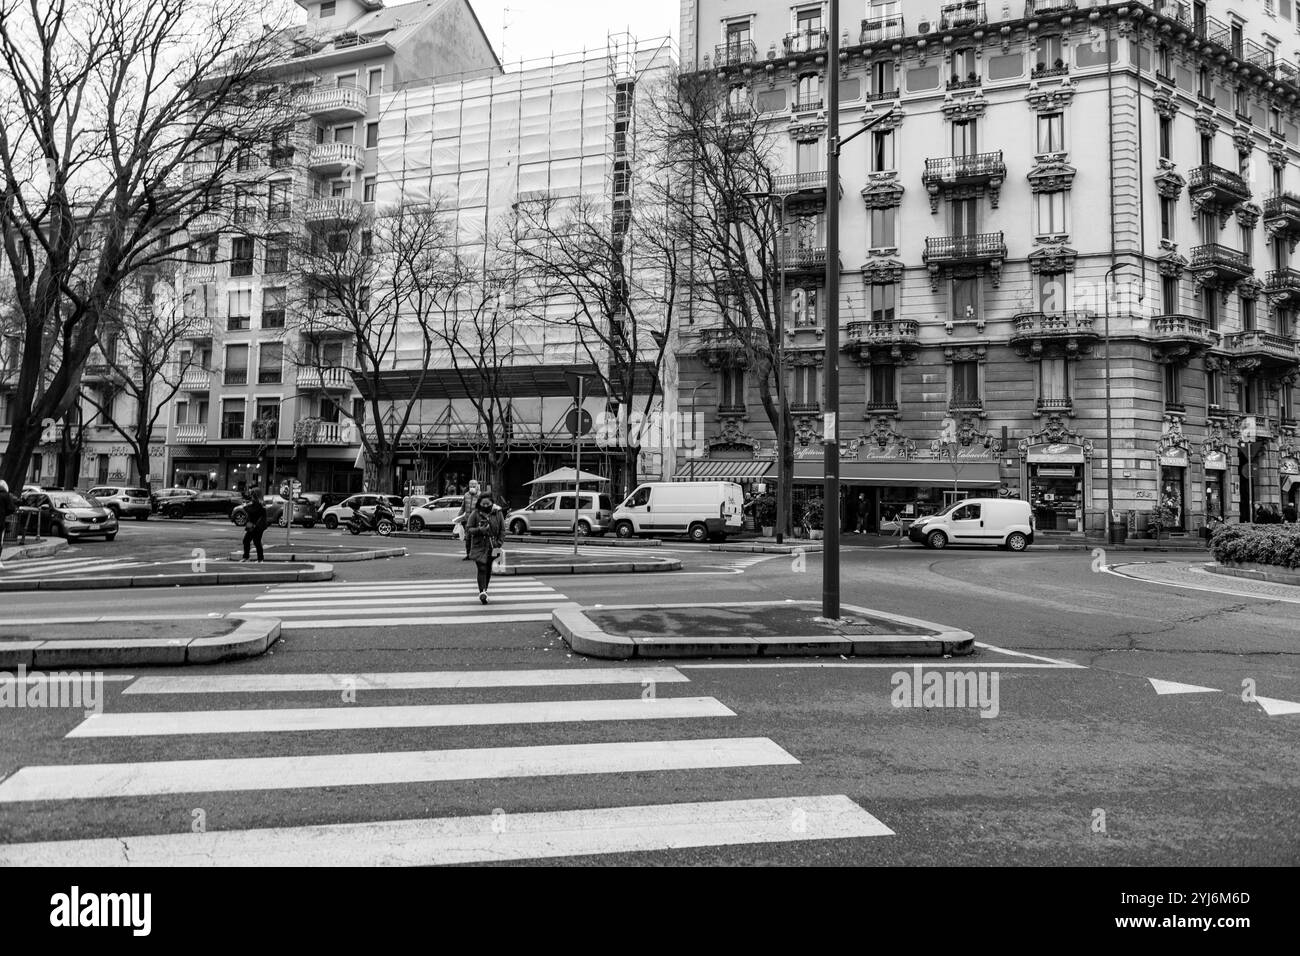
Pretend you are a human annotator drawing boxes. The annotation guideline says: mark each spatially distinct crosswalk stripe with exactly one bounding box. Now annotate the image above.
[279,612,556,629]
[270,577,551,591]
[66,696,735,737]
[0,737,792,802]
[257,581,556,593]
[247,587,555,603]
[123,667,689,694]
[242,597,563,615]
[0,795,891,866]
[4,558,138,576]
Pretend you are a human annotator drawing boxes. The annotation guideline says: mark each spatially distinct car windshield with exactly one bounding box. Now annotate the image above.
[51,493,95,509]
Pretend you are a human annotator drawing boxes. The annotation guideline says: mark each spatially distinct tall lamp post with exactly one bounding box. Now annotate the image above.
[687,380,715,480]
[1103,262,1127,545]
[741,189,790,542]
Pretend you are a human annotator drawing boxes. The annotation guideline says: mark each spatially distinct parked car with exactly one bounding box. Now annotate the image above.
[505,491,614,537]
[161,489,245,519]
[231,495,317,528]
[611,481,743,542]
[20,490,119,541]
[152,487,198,512]
[405,495,468,532]
[907,498,1035,551]
[320,494,405,529]
[86,485,152,520]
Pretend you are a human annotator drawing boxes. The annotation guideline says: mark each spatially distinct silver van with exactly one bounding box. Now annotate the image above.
[908,498,1035,551]
[505,491,614,536]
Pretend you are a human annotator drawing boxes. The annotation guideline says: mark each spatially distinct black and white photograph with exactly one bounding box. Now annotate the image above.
[0,0,1292,930]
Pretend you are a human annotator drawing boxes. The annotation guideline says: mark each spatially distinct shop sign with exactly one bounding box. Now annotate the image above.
[1158,448,1189,467]
[1282,457,1300,476]
[1203,450,1227,471]
[1026,442,1086,464]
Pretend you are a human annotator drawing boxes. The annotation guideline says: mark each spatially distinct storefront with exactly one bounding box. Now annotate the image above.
[791,459,1002,529]
[1156,418,1192,531]
[1203,450,1228,521]
[1018,415,1093,533]
[1281,450,1299,517]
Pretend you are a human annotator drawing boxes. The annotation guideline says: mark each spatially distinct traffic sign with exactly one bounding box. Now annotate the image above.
[563,370,590,404]
[1240,416,1257,443]
[566,408,593,437]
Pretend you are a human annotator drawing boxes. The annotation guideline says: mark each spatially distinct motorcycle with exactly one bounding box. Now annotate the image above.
[347,499,396,536]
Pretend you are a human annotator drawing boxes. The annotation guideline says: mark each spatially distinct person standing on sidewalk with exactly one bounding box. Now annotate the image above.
[457,480,480,561]
[0,479,17,552]
[466,493,504,604]
[241,489,269,562]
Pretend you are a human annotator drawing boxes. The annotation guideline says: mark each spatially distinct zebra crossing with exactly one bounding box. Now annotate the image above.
[0,554,150,577]
[0,666,893,866]
[235,577,570,629]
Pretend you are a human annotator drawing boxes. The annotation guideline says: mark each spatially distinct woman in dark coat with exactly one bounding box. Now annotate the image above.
[241,489,269,562]
[465,492,504,603]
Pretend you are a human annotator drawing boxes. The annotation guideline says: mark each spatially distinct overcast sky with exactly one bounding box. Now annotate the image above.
[469,0,679,66]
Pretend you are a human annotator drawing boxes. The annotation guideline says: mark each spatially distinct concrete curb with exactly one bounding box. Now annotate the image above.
[0,540,69,563]
[708,543,823,554]
[390,530,663,548]
[498,558,682,576]
[0,616,281,668]
[223,547,405,563]
[553,600,975,660]
[1207,564,1300,587]
[0,562,333,592]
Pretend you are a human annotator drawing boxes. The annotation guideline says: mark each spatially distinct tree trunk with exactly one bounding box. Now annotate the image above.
[778,410,794,539]
[373,446,396,493]
[622,443,639,501]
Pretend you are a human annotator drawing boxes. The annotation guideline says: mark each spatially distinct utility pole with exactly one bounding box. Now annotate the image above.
[823,0,841,620]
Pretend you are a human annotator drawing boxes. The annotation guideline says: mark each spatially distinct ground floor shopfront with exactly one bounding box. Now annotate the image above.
[167,443,361,495]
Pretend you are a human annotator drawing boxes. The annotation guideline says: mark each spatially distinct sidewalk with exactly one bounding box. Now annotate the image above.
[1107,560,1300,603]
[497,552,681,575]
[0,616,280,667]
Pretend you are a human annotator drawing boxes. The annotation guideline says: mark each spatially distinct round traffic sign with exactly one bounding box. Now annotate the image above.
[566,408,593,437]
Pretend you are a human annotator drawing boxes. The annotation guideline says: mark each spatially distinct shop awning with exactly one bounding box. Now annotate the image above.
[791,460,1001,487]
[674,459,775,481]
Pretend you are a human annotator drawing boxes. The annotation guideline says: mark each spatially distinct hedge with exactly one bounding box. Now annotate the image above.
[1209,523,1300,569]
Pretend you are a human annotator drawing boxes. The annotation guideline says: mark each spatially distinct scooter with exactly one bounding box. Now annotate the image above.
[347,499,396,536]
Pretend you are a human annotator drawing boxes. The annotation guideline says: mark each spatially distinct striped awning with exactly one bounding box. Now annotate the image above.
[674,459,775,481]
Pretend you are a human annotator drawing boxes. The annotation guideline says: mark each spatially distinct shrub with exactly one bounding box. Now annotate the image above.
[754,494,777,526]
[803,497,824,530]
[1209,523,1300,569]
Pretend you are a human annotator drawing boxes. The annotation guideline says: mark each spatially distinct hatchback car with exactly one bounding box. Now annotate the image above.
[162,489,245,519]
[87,485,152,520]
[21,490,119,541]
[405,495,466,532]
[320,494,405,529]
[231,495,317,528]
[505,492,613,536]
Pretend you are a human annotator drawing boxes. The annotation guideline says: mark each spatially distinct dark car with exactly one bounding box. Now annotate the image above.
[162,489,245,519]
[20,490,119,541]
[152,487,198,512]
[232,495,316,528]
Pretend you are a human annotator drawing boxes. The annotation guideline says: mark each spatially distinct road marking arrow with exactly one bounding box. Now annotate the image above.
[1147,678,1220,695]
[1255,696,1300,716]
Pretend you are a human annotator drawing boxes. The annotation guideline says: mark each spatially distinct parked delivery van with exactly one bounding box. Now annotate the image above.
[612,481,744,542]
[907,497,1034,551]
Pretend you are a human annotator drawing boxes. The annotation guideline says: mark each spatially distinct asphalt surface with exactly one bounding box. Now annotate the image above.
[1,519,1297,866]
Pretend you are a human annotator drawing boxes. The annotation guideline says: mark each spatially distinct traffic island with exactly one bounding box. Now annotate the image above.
[0,615,280,668]
[554,600,975,660]
[391,530,663,547]
[0,539,68,563]
[496,553,681,575]
[223,544,406,562]
[0,561,333,591]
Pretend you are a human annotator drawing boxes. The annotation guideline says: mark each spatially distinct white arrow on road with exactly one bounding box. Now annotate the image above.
[1147,678,1220,695]
[1254,695,1300,716]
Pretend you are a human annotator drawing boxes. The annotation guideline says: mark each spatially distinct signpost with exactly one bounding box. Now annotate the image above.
[564,371,593,556]
[1240,415,1256,523]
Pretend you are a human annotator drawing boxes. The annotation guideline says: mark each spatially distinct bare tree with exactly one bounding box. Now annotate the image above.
[0,0,297,489]
[288,201,456,493]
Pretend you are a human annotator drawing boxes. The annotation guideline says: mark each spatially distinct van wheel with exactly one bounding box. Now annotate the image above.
[576,520,591,536]
[324,515,338,529]
[926,530,949,550]
[510,519,527,535]
[614,521,635,539]
[1006,532,1028,552]
[688,522,708,543]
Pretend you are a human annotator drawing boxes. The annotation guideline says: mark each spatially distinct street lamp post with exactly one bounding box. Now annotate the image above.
[688,380,715,480]
[1104,263,1124,546]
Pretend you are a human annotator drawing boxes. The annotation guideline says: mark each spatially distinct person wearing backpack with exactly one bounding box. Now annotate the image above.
[241,489,269,562]
[465,492,504,604]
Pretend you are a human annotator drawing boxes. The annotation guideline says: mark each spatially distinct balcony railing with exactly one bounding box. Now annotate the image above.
[1011,311,1097,338]
[1152,0,1190,25]
[1036,397,1074,414]
[923,232,1006,263]
[1223,329,1300,364]
[846,319,920,343]
[185,263,217,282]
[1245,39,1275,72]
[860,17,904,44]
[223,368,248,385]
[1196,15,1231,53]
[1031,61,1069,79]
[230,259,254,278]
[1189,243,1253,280]
[219,421,245,440]
[189,214,222,235]
[1151,314,1217,343]
[949,396,984,412]
[1265,268,1300,300]
[307,142,363,173]
[1187,164,1252,204]
[773,170,829,195]
[946,74,981,91]
[174,423,207,443]
[716,403,747,417]
[782,245,827,271]
[783,31,828,56]
[296,367,352,390]
[866,399,899,414]
[792,98,824,113]
[180,366,212,391]
[922,151,1006,186]
[307,421,356,445]
[714,40,757,67]
[1263,193,1300,232]
[1027,0,1077,12]
[939,2,986,30]
[266,202,292,223]
[299,83,367,118]
[303,198,362,221]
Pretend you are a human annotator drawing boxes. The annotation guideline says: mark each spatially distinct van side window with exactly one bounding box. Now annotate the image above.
[627,487,651,507]
[532,497,556,511]
[559,495,578,510]
[954,504,980,521]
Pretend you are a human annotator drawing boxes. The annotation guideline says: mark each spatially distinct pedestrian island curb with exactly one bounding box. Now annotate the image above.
[224,546,405,562]
[497,555,682,575]
[0,539,69,563]
[0,616,280,668]
[553,600,975,660]
[392,530,663,548]
[0,562,333,591]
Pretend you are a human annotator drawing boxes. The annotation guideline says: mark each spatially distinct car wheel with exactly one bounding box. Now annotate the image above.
[614,521,635,539]
[577,520,591,536]
[688,522,708,543]
[277,514,288,528]
[408,516,425,532]
[927,530,949,550]
[107,505,120,518]
[105,533,116,542]
[302,520,315,529]
[1006,532,1029,552]
[324,515,338,529]
[165,507,183,519]
[509,519,527,535]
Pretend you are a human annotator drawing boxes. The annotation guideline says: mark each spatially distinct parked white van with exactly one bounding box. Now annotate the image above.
[612,481,744,542]
[907,498,1035,551]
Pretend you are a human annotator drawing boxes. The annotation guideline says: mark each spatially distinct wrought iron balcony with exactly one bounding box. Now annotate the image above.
[1265,268,1300,307]
[1010,311,1099,356]
[1152,0,1190,26]
[923,232,1006,266]
[772,170,829,197]
[1027,0,1077,12]
[860,17,904,44]
[790,401,821,415]
[939,2,986,30]
[299,83,367,121]
[695,327,764,367]
[1263,193,1300,236]
[922,151,1006,188]
[1031,61,1069,79]
[791,98,823,113]
[1187,164,1252,208]
[714,40,757,68]
[1195,15,1231,53]
[1222,330,1300,368]
[946,74,981,91]
[783,31,827,56]
[716,403,747,418]
[1245,39,1275,72]
[865,399,899,414]
[1035,397,1074,415]
[1189,243,1253,284]
[781,244,827,273]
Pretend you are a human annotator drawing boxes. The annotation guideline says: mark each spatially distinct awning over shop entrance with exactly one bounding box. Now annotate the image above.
[674,459,775,481]
[791,460,1001,487]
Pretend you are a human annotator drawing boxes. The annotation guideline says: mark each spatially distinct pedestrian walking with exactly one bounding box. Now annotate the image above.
[856,492,869,533]
[457,480,480,560]
[466,492,504,604]
[241,489,269,562]
[0,479,18,552]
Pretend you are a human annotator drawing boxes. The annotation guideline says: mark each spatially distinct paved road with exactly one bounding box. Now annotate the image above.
[1,523,1296,865]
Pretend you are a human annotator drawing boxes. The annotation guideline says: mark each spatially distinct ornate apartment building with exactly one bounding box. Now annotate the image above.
[677,0,1300,535]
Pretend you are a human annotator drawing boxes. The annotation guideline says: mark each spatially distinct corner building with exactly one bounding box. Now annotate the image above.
[677,0,1300,536]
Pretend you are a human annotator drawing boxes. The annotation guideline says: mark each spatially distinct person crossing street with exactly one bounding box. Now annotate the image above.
[457,480,480,561]
[241,489,269,562]
[465,492,504,605]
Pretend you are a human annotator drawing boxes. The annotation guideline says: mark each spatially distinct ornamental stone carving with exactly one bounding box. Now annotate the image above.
[1027,240,1078,275]
[941,92,988,122]
[1027,156,1077,193]
[1268,143,1288,170]
[860,172,904,209]
[928,415,1002,458]
[1232,127,1255,156]
[859,416,916,459]
[1017,413,1095,458]
[1235,201,1262,230]
[1194,108,1220,138]
[860,258,905,284]
[1024,79,1076,112]
[1153,163,1186,199]
[1153,90,1179,119]
[1156,249,1188,278]
[1237,276,1265,300]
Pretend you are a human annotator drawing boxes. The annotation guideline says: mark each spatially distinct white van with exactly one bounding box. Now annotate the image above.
[612,481,744,542]
[907,497,1034,551]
